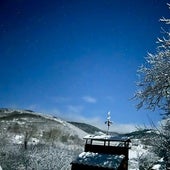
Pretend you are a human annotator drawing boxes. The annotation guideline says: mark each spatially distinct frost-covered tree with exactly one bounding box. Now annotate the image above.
[134,15,170,114]
[23,125,37,150]
[152,117,170,170]
[134,4,170,169]
[137,152,159,170]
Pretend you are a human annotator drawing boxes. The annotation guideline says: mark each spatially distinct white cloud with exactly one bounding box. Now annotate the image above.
[67,105,84,114]
[52,96,71,103]
[82,96,97,103]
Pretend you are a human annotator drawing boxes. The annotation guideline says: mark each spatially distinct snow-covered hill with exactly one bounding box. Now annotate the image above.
[0,108,87,139]
[0,108,87,169]
[0,108,166,170]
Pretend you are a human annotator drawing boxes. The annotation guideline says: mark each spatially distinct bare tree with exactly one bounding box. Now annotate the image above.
[23,125,37,150]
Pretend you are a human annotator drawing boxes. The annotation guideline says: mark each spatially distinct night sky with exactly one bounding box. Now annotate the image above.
[0,0,169,132]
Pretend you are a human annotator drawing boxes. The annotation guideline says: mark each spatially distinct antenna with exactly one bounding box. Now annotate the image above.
[105,111,112,135]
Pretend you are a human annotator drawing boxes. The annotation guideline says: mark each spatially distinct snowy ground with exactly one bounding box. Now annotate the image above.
[0,109,166,170]
[129,139,148,170]
[129,139,164,170]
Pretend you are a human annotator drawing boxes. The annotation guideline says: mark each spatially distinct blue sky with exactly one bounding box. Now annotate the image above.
[0,0,169,132]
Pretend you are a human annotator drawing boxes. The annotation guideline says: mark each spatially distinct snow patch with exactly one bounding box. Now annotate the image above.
[73,152,125,169]
[13,135,23,144]
[152,164,161,170]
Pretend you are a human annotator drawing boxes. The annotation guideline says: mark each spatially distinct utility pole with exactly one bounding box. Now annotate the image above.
[105,111,112,135]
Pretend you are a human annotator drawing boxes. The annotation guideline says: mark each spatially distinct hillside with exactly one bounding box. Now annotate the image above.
[69,121,120,136]
[0,108,166,170]
[68,121,103,134]
[0,108,87,169]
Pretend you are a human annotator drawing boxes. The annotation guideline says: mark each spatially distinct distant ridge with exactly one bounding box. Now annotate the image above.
[69,121,120,136]
[69,121,102,134]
